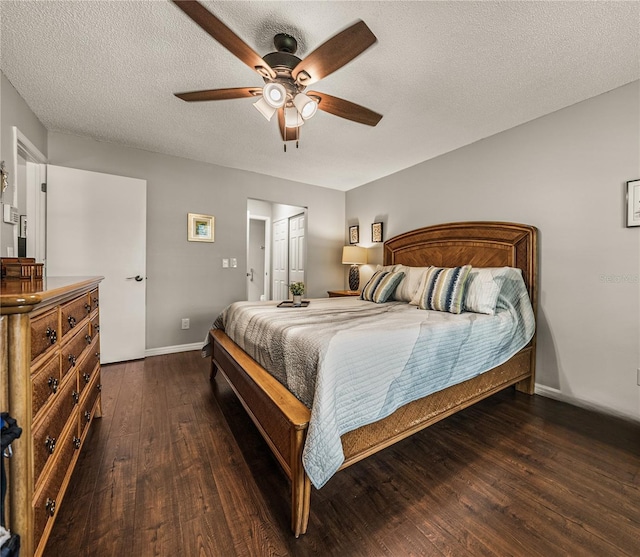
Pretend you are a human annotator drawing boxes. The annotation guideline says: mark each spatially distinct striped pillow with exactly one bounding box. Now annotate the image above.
[360,270,405,303]
[416,265,472,314]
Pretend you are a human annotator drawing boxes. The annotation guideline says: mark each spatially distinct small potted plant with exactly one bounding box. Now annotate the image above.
[289,281,305,306]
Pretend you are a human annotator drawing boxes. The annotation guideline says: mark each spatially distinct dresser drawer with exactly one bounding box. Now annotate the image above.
[61,323,92,380]
[33,374,78,484]
[60,295,91,338]
[33,423,78,554]
[89,288,99,312]
[80,370,101,438]
[31,353,62,420]
[31,308,59,363]
[77,356,98,397]
[90,312,100,337]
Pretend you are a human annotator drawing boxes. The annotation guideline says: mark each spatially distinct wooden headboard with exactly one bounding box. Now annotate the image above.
[384,221,538,312]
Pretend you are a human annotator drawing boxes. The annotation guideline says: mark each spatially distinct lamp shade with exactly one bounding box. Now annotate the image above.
[253,97,276,121]
[262,82,287,108]
[342,246,367,265]
[293,93,318,120]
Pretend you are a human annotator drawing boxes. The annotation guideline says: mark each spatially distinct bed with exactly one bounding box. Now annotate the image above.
[208,221,538,536]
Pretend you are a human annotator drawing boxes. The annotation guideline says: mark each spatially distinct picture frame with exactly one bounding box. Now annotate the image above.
[349,225,359,244]
[188,212,215,242]
[19,215,27,238]
[371,222,383,243]
[627,179,640,227]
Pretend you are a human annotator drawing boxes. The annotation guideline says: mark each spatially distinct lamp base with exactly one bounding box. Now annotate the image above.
[349,265,360,291]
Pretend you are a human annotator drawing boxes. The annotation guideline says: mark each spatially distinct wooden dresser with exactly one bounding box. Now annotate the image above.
[0,276,103,556]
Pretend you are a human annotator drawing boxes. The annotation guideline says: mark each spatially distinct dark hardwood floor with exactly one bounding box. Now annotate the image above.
[46,351,640,556]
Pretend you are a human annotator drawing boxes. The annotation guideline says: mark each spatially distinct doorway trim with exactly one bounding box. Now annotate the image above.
[13,126,47,262]
[247,214,271,301]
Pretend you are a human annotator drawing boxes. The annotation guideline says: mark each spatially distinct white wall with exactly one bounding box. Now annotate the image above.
[47,132,345,350]
[0,73,47,255]
[346,81,640,421]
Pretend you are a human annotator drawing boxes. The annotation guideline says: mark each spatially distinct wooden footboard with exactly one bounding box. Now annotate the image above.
[211,329,311,536]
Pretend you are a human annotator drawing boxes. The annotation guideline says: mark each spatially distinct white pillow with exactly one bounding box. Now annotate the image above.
[393,265,432,303]
[375,264,400,273]
[464,267,521,315]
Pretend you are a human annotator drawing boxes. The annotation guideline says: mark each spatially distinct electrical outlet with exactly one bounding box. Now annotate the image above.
[230,258,237,268]
[181,318,190,330]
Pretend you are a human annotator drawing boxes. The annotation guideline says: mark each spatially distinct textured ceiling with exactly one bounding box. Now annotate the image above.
[1,1,638,191]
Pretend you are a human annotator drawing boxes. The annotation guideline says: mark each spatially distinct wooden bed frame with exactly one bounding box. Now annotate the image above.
[210,221,538,537]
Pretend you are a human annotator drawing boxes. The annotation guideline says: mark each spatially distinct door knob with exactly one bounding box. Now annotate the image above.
[126,275,144,282]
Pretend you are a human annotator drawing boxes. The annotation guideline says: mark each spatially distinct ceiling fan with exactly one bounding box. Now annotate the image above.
[171,0,383,149]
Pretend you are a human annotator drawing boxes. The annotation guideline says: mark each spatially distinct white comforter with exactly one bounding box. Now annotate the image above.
[208,271,535,488]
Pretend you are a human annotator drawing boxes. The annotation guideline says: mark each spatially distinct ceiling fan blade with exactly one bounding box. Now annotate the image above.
[277,108,300,142]
[175,87,262,102]
[292,20,377,86]
[171,1,276,79]
[307,91,382,126]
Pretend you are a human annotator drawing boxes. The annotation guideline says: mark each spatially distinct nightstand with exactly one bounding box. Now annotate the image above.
[327,290,361,297]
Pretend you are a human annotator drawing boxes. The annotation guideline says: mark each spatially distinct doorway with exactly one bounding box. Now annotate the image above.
[47,165,147,364]
[247,199,306,301]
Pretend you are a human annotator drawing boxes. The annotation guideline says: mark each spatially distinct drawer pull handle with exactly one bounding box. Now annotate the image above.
[94,324,100,333]
[93,297,99,307]
[45,327,57,344]
[45,436,56,454]
[85,334,92,344]
[45,498,56,517]
[72,390,79,404]
[83,372,91,384]
[95,352,101,360]
[44,497,56,516]
[68,315,77,328]
[73,436,81,450]
[84,410,91,423]
[47,377,59,394]
[97,383,102,392]
[68,354,77,367]
[84,302,91,313]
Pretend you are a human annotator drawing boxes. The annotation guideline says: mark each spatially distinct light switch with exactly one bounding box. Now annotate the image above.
[222,258,229,268]
[230,258,237,268]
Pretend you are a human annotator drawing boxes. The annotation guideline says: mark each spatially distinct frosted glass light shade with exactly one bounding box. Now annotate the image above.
[293,93,318,120]
[284,107,305,128]
[253,97,276,121]
[263,83,287,108]
[342,246,367,265]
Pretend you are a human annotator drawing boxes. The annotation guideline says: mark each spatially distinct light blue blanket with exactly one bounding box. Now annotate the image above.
[208,270,535,488]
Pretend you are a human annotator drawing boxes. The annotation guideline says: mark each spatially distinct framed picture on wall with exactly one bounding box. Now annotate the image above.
[371,222,383,243]
[349,225,359,244]
[627,179,640,227]
[188,213,215,242]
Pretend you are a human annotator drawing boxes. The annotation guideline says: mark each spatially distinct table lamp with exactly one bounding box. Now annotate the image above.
[342,246,368,291]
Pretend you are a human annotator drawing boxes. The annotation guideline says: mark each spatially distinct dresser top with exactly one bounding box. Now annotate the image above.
[0,276,103,315]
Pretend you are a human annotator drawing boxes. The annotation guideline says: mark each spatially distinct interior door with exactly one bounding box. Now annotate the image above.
[288,213,305,287]
[46,165,147,364]
[272,218,288,300]
[247,218,266,301]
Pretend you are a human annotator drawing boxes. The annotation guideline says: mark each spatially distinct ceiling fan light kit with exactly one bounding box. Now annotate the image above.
[284,107,305,128]
[171,0,383,147]
[262,82,287,109]
[253,97,277,121]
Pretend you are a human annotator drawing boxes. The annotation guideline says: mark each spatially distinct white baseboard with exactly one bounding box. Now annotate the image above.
[145,342,203,358]
[535,384,639,423]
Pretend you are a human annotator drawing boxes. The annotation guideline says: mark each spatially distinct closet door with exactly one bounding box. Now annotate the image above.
[46,165,147,363]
